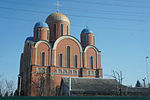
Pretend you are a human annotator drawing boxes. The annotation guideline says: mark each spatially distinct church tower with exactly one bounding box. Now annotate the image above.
[46,13,70,42]
[34,22,50,42]
[80,26,95,48]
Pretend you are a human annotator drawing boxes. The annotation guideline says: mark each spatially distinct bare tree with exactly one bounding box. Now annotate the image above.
[112,70,124,96]
[5,80,15,96]
[31,69,48,96]
[0,75,5,96]
[0,75,16,96]
[0,89,2,97]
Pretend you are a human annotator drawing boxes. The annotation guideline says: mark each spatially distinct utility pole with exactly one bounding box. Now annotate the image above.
[146,56,149,85]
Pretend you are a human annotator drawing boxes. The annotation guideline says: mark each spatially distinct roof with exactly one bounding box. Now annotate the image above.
[46,12,70,24]
[25,37,34,42]
[61,77,150,96]
[34,21,49,28]
[81,27,93,34]
[62,77,121,94]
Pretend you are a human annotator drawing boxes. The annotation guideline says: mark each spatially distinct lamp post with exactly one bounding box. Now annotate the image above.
[146,56,149,85]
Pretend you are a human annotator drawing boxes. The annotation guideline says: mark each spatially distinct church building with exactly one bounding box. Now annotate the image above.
[18,12,102,96]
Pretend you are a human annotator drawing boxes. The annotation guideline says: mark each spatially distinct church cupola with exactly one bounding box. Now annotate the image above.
[46,12,70,41]
[80,26,95,47]
[34,22,50,42]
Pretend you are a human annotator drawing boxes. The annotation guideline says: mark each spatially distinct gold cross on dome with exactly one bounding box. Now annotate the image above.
[57,0,59,12]
[85,22,88,28]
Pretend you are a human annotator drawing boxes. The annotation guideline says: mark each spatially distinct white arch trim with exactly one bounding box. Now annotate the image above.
[35,40,51,49]
[53,36,82,52]
[84,45,99,69]
[53,36,83,67]
[34,40,51,65]
[84,45,99,54]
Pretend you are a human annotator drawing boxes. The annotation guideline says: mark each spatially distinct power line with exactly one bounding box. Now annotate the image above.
[1,0,150,15]
[0,6,150,23]
[68,14,150,22]
[1,0,150,18]
[64,0,150,9]
[0,13,149,32]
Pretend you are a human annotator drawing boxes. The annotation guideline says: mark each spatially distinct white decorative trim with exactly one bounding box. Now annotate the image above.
[80,52,82,68]
[84,46,99,68]
[53,36,82,52]
[53,36,83,67]
[35,40,51,48]
[54,50,56,66]
[49,49,51,66]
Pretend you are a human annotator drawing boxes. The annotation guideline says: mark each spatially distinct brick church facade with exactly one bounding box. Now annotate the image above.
[18,12,102,96]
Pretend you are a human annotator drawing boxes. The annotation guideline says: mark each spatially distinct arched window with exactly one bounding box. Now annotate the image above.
[59,54,63,67]
[90,56,93,69]
[47,30,49,40]
[93,35,95,45]
[74,55,78,68]
[84,35,87,46]
[36,28,39,39]
[67,25,68,35]
[54,24,56,38]
[66,46,70,68]
[41,52,45,66]
[61,24,63,36]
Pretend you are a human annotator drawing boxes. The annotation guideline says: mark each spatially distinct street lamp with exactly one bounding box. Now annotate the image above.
[145,56,149,85]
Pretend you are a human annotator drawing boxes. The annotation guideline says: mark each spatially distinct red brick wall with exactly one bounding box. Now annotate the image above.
[55,38,81,68]
[34,27,49,42]
[84,48,97,69]
[36,42,50,66]
[81,33,94,47]
[48,22,70,41]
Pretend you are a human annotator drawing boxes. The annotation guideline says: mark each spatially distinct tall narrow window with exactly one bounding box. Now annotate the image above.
[61,24,63,36]
[84,35,87,46]
[59,54,63,67]
[54,24,56,38]
[41,52,45,66]
[74,55,78,68]
[90,56,93,69]
[36,28,39,39]
[93,35,95,45]
[47,30,49,40]
[66,46,70,68]
[67,25,68,35]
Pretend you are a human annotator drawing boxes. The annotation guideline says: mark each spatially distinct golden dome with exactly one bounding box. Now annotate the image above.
[46,12,70,24]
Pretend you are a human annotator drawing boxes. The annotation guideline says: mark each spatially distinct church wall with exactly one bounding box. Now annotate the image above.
[87,33,94,46]
[36,42,50,66]
[40,27,49,42]
[49,66,81,96]
[98,52,101,69]
[31,47,36,65]
[84,48,97,69]
[31,66,50,96]
[49,22,70,41]
[55,38,81,68]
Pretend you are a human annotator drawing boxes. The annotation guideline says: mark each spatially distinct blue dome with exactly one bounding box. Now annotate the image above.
[34,22,49,28]
[25,37,34,42]
[81,27,93,34]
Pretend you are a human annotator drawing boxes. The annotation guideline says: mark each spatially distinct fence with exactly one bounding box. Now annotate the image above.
[1,96,150,100]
